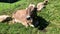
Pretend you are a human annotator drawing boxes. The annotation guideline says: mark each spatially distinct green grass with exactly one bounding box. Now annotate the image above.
[0,0,60,34]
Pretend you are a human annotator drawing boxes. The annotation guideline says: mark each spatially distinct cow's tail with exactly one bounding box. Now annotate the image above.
[0,15,13,23]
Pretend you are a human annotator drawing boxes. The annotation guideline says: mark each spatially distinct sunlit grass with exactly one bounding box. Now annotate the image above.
[0,0,60,34]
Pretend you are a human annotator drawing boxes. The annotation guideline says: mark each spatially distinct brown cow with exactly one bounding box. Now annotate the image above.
[12,4,35,27]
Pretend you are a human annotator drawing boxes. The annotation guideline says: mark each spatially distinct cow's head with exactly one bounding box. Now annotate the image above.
[26,4,35,21]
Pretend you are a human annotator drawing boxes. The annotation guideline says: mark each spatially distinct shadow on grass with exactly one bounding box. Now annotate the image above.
[32,16,49,30]
[31,8,49,30]
[0,0,19,3]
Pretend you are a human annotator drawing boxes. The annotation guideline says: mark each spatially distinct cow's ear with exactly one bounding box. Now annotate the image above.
[27,4,35,11]
[36,2,44,11]
[36,0,48,11]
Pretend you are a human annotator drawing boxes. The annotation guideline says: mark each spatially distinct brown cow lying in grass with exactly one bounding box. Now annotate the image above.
[0,0,48,27]
[12,4,35,27]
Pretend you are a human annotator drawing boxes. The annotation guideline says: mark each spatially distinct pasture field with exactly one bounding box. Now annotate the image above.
[0,0,60,34]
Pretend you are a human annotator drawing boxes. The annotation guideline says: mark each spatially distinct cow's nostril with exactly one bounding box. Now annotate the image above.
[27,17,30,20]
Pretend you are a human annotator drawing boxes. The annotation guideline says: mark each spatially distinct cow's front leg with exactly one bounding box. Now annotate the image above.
[28,23,34,27]
[22,22,29,28]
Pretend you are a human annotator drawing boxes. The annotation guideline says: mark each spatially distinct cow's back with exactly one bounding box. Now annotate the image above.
[12,9,28,22]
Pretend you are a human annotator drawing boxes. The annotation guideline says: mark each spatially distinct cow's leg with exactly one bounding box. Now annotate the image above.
[22,22,28,28]
[20,20,28,28]
[28,23,34,27]
[9,18,16,24]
